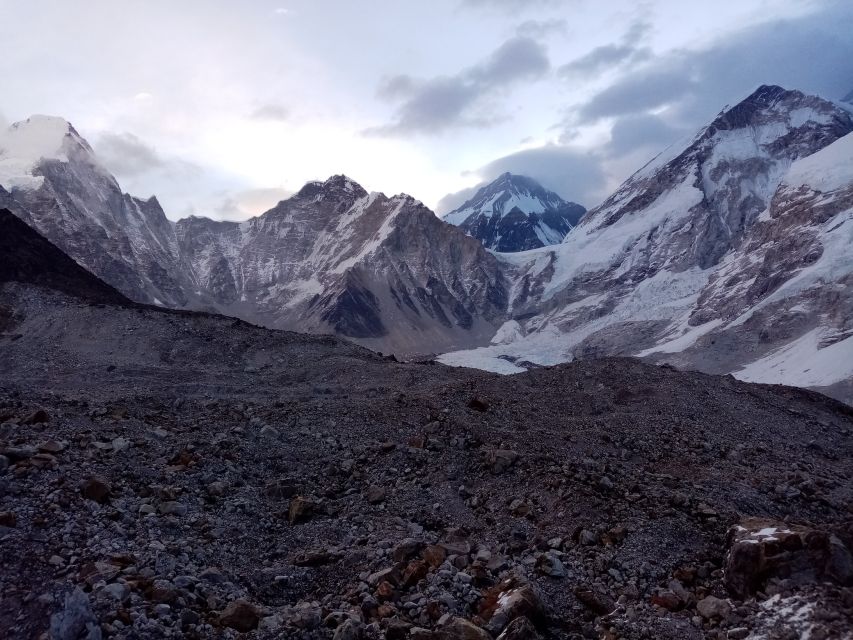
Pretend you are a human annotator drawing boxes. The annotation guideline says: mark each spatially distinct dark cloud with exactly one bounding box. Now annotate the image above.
[571,4,853,133]
[95,132,165,177]
[437,144,606,213]
[249,104,290,121]
[605,113,685,156]
[558,22,651,80]
[516,19,568,39]
[367,36,549,136]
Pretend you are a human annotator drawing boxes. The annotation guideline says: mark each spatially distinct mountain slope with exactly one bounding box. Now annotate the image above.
[0,208,131,306]
[440,86,853,403]
[443,172,585,251]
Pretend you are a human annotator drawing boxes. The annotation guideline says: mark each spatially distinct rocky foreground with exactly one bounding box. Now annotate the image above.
[0,279,852,640]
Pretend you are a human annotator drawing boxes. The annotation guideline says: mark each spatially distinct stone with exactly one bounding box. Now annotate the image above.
[289,495,315,524]
[206,481,226,497]
[697,595,731,620]
[149,579,177,604]
[365,485,387,504]
[392,538,423,562]
[481,578,541,636]
[423,545,448,568]
[49,588,101,640]
[579,529,597,546]
[333,619,363,640]
[496,616,540,640]
[219,599,261,632]
[728,628,749,640]
[102,582,130,602]
[442,617,491,640]
[38,440,64,453]
[0,511,16,527]
[259,424,280,438]
[402,559,429,587]
[158,501,187,516]
[536,552,566,578]
[487,449,518,474]
[23,409,49,424]
[574,587,615,615]
[80,477,111,503]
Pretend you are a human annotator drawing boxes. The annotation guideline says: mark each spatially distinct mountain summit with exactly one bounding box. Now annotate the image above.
[443,173,585,252]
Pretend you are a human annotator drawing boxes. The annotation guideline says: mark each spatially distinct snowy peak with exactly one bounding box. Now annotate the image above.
[0,115,97,191]
[444,172,585,252]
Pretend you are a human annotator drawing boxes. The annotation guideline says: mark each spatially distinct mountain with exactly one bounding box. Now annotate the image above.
[0,116,191,307]
[0,208,131,306]
[0,118,507,355]
[443,172,585,252]
[843,88,853,104]
[440,85,853,403]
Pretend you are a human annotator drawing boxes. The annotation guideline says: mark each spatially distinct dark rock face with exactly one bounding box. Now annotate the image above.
[0,208,130,306]
[444,173,585,252]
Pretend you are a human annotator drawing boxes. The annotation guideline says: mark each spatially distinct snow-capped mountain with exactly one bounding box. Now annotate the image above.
[0,118,507,355]
[443,172,585,252]
[0,116,191,307]
[441,85,853,402]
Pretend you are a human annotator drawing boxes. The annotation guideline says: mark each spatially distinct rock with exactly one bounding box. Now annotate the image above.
[725,518,853,598]
[219,599,261,632]
[441,617,491,640]
[206,481,226,497]
[333,619,363,640]
[259,424,280,439]
[650,590,683,611]
[392,538,423,562]
[199,567,227,584]
[697,595,731,620]
[289,495,315,524]
[149,579,177,604]
[111,437,130,452]
[365,485,387,504]
[402,559,429,587]
[38,440,64,453]
[481,577,541,636]
[49,588,101,640]
[535,552,566,578]
[0,511,16,527]
[102,582,129,602]
[496,616,540,640]
[158,501,187,516]
[0,455,8,472]
[23,409,49,424]
[574,587,615,615]
[487,449,518,474]
[728,628,749,639]
[578,529,597,546]
[423,544,448,568]
[467,397,489,412]
[80,477,111,503]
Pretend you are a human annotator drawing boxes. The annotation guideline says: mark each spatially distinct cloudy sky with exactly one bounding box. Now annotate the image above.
[1,0,851,220]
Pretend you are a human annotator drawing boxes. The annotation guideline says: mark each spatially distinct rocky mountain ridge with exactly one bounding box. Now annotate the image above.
[443,173,585,252]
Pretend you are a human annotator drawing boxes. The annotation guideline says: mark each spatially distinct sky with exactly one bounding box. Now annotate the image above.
[1,0,852,220]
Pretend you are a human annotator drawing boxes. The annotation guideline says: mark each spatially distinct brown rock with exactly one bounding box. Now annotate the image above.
[23,409,49,424]
[289,495,315,524]
[481,577,541,636]
[219,599,261,632]
[487,449,518,474]
[697,595,731,620]
[402,559,429,587]
[441,617,491,640]
[0,511,16,527]
[80,477,111,503]
[423,545,448,568]
[37,440,64,453]
[497,616,540,640]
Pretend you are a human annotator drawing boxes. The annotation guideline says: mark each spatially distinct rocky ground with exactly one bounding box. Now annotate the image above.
[1,283,852,640]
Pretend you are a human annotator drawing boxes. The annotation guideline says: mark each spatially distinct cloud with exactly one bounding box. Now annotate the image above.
[570,5,853,135]
[249,104,290,121]
[437,143,606,213]
[95,132,165,177]
[214,187,293,220]
[367,36,549,136]
[605,113,685,156]
[558,21,651,80]
[460,0,570,11]
[516,19,568,39]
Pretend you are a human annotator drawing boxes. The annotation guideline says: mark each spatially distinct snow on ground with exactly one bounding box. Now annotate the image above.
[784,132,853,192]
[735,329,853,388]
